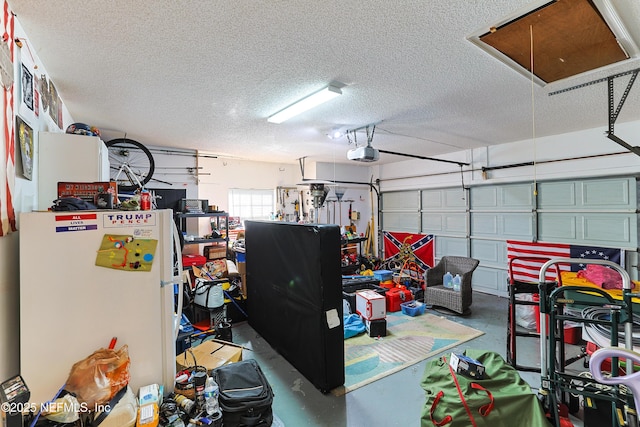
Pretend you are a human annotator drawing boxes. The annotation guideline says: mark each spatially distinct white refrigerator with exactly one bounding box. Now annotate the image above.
[19,209,182,405]
[37,132,110,211]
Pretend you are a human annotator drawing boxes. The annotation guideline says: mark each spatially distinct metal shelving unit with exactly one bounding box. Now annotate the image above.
[175,211,229,247]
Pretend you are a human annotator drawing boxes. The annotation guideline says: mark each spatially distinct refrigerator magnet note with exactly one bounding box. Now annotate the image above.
[96,234,158,271]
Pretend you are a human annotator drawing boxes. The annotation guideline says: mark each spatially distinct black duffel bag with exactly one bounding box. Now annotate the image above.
[212,359,274,427]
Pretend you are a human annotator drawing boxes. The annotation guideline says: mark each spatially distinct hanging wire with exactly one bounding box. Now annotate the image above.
[530,25,538,197]
[459,164,466,199]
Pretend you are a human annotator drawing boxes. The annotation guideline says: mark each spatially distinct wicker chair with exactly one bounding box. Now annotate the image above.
[424,256,480,315]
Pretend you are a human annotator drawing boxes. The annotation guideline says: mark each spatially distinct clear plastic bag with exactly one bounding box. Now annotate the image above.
[64,345,130,407]
[515,294,537,330]
[42,393,81,422]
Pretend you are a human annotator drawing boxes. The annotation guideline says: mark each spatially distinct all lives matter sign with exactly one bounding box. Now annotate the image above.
[55,213,98,232]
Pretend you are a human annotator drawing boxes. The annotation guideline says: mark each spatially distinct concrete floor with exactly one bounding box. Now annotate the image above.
[229,292,555,427]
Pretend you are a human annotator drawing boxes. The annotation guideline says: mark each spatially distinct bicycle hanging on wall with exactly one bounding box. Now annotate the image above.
[105,137,155,192]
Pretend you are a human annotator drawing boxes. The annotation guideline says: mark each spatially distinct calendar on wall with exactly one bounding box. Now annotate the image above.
[0,38,12,89]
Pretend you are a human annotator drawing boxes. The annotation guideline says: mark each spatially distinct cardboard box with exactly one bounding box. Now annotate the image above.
[237,262,247,296]
[138,384,159,406]
[365,318,387,337]
[176,340,242,373]
[355,289,386,320]
[204,243,227,260]
[449,353,485,379]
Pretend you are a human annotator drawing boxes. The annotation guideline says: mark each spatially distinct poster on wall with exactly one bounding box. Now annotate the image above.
[21,63,33,111]
[38,74,61,129]
[38,73,48,113]
[16,116,34,180]
[48,79,59,127]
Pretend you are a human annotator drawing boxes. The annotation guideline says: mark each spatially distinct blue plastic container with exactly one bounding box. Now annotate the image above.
[401,301,426,316]
[373,269,393,281]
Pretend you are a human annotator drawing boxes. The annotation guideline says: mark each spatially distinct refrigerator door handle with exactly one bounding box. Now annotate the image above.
[172,220,184,338]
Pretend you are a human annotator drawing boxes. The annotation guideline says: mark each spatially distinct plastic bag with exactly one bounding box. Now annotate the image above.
[42,393,81,422]
[344,313,366,339]
[64,345,130,408]
[577,264,622,290]
[515,294,537,330]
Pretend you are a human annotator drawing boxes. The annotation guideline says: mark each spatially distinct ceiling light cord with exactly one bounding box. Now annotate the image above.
[459,164,466,199]
[530,25,538,197]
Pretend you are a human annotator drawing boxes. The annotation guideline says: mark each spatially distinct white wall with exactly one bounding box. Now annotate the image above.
[197,157,299,212]
[1,18,74,382]
[194,158,377,236]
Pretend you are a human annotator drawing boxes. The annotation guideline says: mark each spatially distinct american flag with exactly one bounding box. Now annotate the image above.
[506,240,624,284]
[0,1,15,236]
[383,231,435,272]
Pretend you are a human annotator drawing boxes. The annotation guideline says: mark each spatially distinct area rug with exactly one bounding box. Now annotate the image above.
[331,311,484,396]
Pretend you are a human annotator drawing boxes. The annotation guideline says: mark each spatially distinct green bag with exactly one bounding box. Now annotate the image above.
[420,350,549,427]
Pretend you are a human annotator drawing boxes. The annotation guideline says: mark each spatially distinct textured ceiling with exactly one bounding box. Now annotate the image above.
[8,0,640,165]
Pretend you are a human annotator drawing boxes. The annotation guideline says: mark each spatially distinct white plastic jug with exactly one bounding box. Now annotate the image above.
[452,274,461,291]
[443,272,453,288]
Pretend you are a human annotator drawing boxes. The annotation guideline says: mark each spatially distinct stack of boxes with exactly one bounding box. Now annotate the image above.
[355,289,387,337]
[373,269,414,314]
[350,269,419,337]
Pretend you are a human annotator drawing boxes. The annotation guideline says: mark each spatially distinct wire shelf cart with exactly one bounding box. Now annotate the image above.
[538,258,637,427]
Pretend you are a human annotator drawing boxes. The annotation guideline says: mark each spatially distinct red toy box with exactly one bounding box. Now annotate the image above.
[386,287,413,312]
[182,254,207,268]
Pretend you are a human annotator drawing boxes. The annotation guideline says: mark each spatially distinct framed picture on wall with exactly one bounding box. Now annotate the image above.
[16,116,34,180]
[21,63,33,111]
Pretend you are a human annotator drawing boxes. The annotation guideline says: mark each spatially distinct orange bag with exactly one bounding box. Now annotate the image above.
[64,345,130,407]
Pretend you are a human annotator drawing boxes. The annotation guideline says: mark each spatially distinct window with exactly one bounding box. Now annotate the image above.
[228,189,275,223]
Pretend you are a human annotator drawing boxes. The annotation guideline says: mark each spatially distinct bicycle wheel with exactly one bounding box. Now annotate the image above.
[105,138,155,192]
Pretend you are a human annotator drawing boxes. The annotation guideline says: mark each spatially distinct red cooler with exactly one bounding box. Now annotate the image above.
[386,287,413,312]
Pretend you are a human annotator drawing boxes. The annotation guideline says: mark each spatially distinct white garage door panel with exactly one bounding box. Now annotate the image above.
[381,212,420,233]
[582,215,633,244]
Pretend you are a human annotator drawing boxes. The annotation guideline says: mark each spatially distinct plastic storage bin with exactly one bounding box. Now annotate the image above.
[400,301,425,316]
[373,270,393,282]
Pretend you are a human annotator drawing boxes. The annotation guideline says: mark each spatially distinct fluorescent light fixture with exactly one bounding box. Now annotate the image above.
[268,85,342,124]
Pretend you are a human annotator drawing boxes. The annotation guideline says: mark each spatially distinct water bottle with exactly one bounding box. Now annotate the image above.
[443,271,453,289]
[204,376,220,416]
[452,274,461,292]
